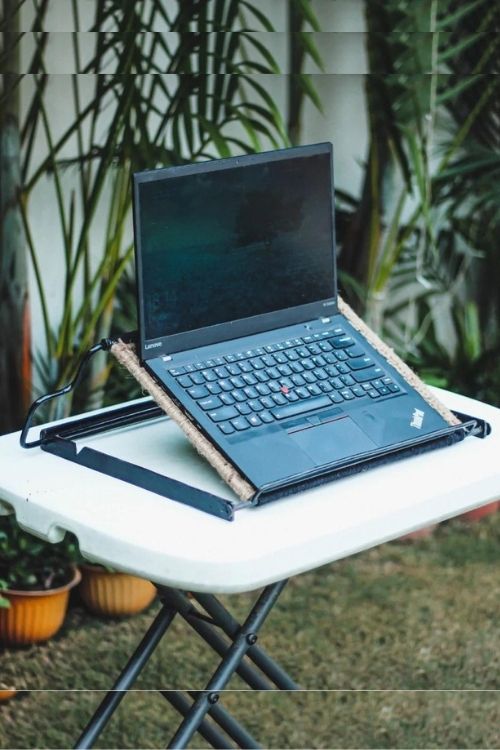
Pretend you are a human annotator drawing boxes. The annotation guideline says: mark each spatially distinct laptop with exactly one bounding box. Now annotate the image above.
[131,143,472,498]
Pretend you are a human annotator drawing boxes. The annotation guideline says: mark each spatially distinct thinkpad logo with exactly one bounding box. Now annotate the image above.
[410,408,425,429]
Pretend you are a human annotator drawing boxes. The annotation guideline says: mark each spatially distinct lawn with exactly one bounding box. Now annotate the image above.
[1,512,500,749]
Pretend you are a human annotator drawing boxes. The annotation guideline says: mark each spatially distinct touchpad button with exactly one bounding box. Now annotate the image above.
[289,416,377,466]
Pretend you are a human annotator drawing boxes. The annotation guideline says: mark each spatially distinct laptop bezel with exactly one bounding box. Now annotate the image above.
[133,142,338,361]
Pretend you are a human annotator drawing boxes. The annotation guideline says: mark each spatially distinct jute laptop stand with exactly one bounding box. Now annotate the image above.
[20,298,490,521]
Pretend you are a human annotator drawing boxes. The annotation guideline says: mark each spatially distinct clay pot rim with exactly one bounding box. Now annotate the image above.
[2,566,82,598]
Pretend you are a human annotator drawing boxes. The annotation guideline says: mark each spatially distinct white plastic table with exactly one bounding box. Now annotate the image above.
[0,387,499,749]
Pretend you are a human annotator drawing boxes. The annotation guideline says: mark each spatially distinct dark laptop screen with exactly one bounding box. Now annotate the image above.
[135,148,335,342]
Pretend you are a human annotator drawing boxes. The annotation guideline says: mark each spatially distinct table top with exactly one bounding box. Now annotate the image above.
[0,388,498,594]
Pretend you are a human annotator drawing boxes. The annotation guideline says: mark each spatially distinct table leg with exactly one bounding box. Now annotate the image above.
[74,602,177,749]
[193,592,298,689]
[166,580,288,749]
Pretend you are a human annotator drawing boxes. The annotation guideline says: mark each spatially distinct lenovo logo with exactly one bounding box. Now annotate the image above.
[145,341,162,350]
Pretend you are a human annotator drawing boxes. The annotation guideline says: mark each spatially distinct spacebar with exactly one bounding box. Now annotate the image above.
[272,395,331,420]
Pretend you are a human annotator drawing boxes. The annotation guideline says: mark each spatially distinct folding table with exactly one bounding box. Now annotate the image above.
[0,387,498,749]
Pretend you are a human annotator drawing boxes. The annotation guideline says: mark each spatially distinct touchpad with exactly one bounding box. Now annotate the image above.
[289,416,377,466]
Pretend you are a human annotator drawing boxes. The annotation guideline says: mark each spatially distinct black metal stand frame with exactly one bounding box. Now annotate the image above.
[75,579,297,749]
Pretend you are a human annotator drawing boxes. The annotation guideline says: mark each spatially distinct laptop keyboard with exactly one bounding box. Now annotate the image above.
[166,327,402,435]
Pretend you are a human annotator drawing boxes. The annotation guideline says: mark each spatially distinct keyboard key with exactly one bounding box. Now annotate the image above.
[314,368,328,380]
[262,354,277,367]
[329,391,344,403]
[274,353,288,364]
[242,373,258,385]
[218,421,235,435]
[336,362,350,374]
[230,376,245,389]
[218,379,233,391]
[231,417,250,431]
[268,381,281,393]
[348,357,373,371]
[256,383,271,396]
[260,410,274,423]
[208,406,239,422]
[227,364,241,376]
[187,385,209,399]
[340,374,355,386]
[244,386,258,399]
[248,414,262,427]
[255,371,269,383]
[199,396,222,411]
[319,341,333,352]
[367,389,379,398]
[352,385,365,397]
[286,350,299,361]
[231,390,246,402]
[267,367,280,379]
[272,393,287,406]
[250,357,265,370]
[377,385,390,395]
[201,369,217,382]
[215,366,229,378]
[260,396,274,409]
[302,359,315,370]
[272,395,331,420]
[207,383,222,395]
[190,372,205,385]
[352,367,384,383]
[225,354,236,363]
[340,388,354,400]
[291,374,306,386]
[347,345,365,358]
[334,350,349,361]
[331,377,343,389]
[388,383,400,393]
[307,343,321,355]
[331,336,354,349]
[248,399,264,412]
[303,371,316,384]
[286,391,299,402]
[169,367,186,377]
[277,364,292,376]
[237,402,252,415]
[220,393,235,405]
[178,375,193,388]
[312,355,326,367]
[239,361,253,373]
[307,384,322,396]
[295,387,309,399]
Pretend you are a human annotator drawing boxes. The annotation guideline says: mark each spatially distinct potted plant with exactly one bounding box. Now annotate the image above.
[0,514,80,645]
[78,563,156,617]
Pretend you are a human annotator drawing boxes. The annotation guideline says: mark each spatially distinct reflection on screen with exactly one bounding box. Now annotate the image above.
[137,151,335,341]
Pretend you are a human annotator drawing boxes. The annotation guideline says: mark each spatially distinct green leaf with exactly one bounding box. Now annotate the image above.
[299,31,324,71]
[291,0,321,32]
[298,73,323,112]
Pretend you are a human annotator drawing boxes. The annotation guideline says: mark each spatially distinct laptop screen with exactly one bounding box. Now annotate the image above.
[134,145,335,344]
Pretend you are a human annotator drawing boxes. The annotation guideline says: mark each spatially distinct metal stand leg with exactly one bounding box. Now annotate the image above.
[74,579,295,749]
[194,592,298,690]
[166,580,288,749]
[159,588,273,690]
[75,603,177,749]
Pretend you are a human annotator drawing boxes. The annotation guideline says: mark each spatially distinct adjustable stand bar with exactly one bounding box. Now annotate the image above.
[74,580,295,749]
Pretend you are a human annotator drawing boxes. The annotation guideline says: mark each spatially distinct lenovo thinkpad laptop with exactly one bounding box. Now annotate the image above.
[132,143,473,497]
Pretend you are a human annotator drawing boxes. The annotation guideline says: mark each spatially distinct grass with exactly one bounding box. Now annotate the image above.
[1,512,500,748]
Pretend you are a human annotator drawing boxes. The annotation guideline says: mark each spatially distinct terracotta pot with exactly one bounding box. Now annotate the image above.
[0,568,81,646]
[0,687,17,702]
[79,565,156,616]
[460,500,499,522]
